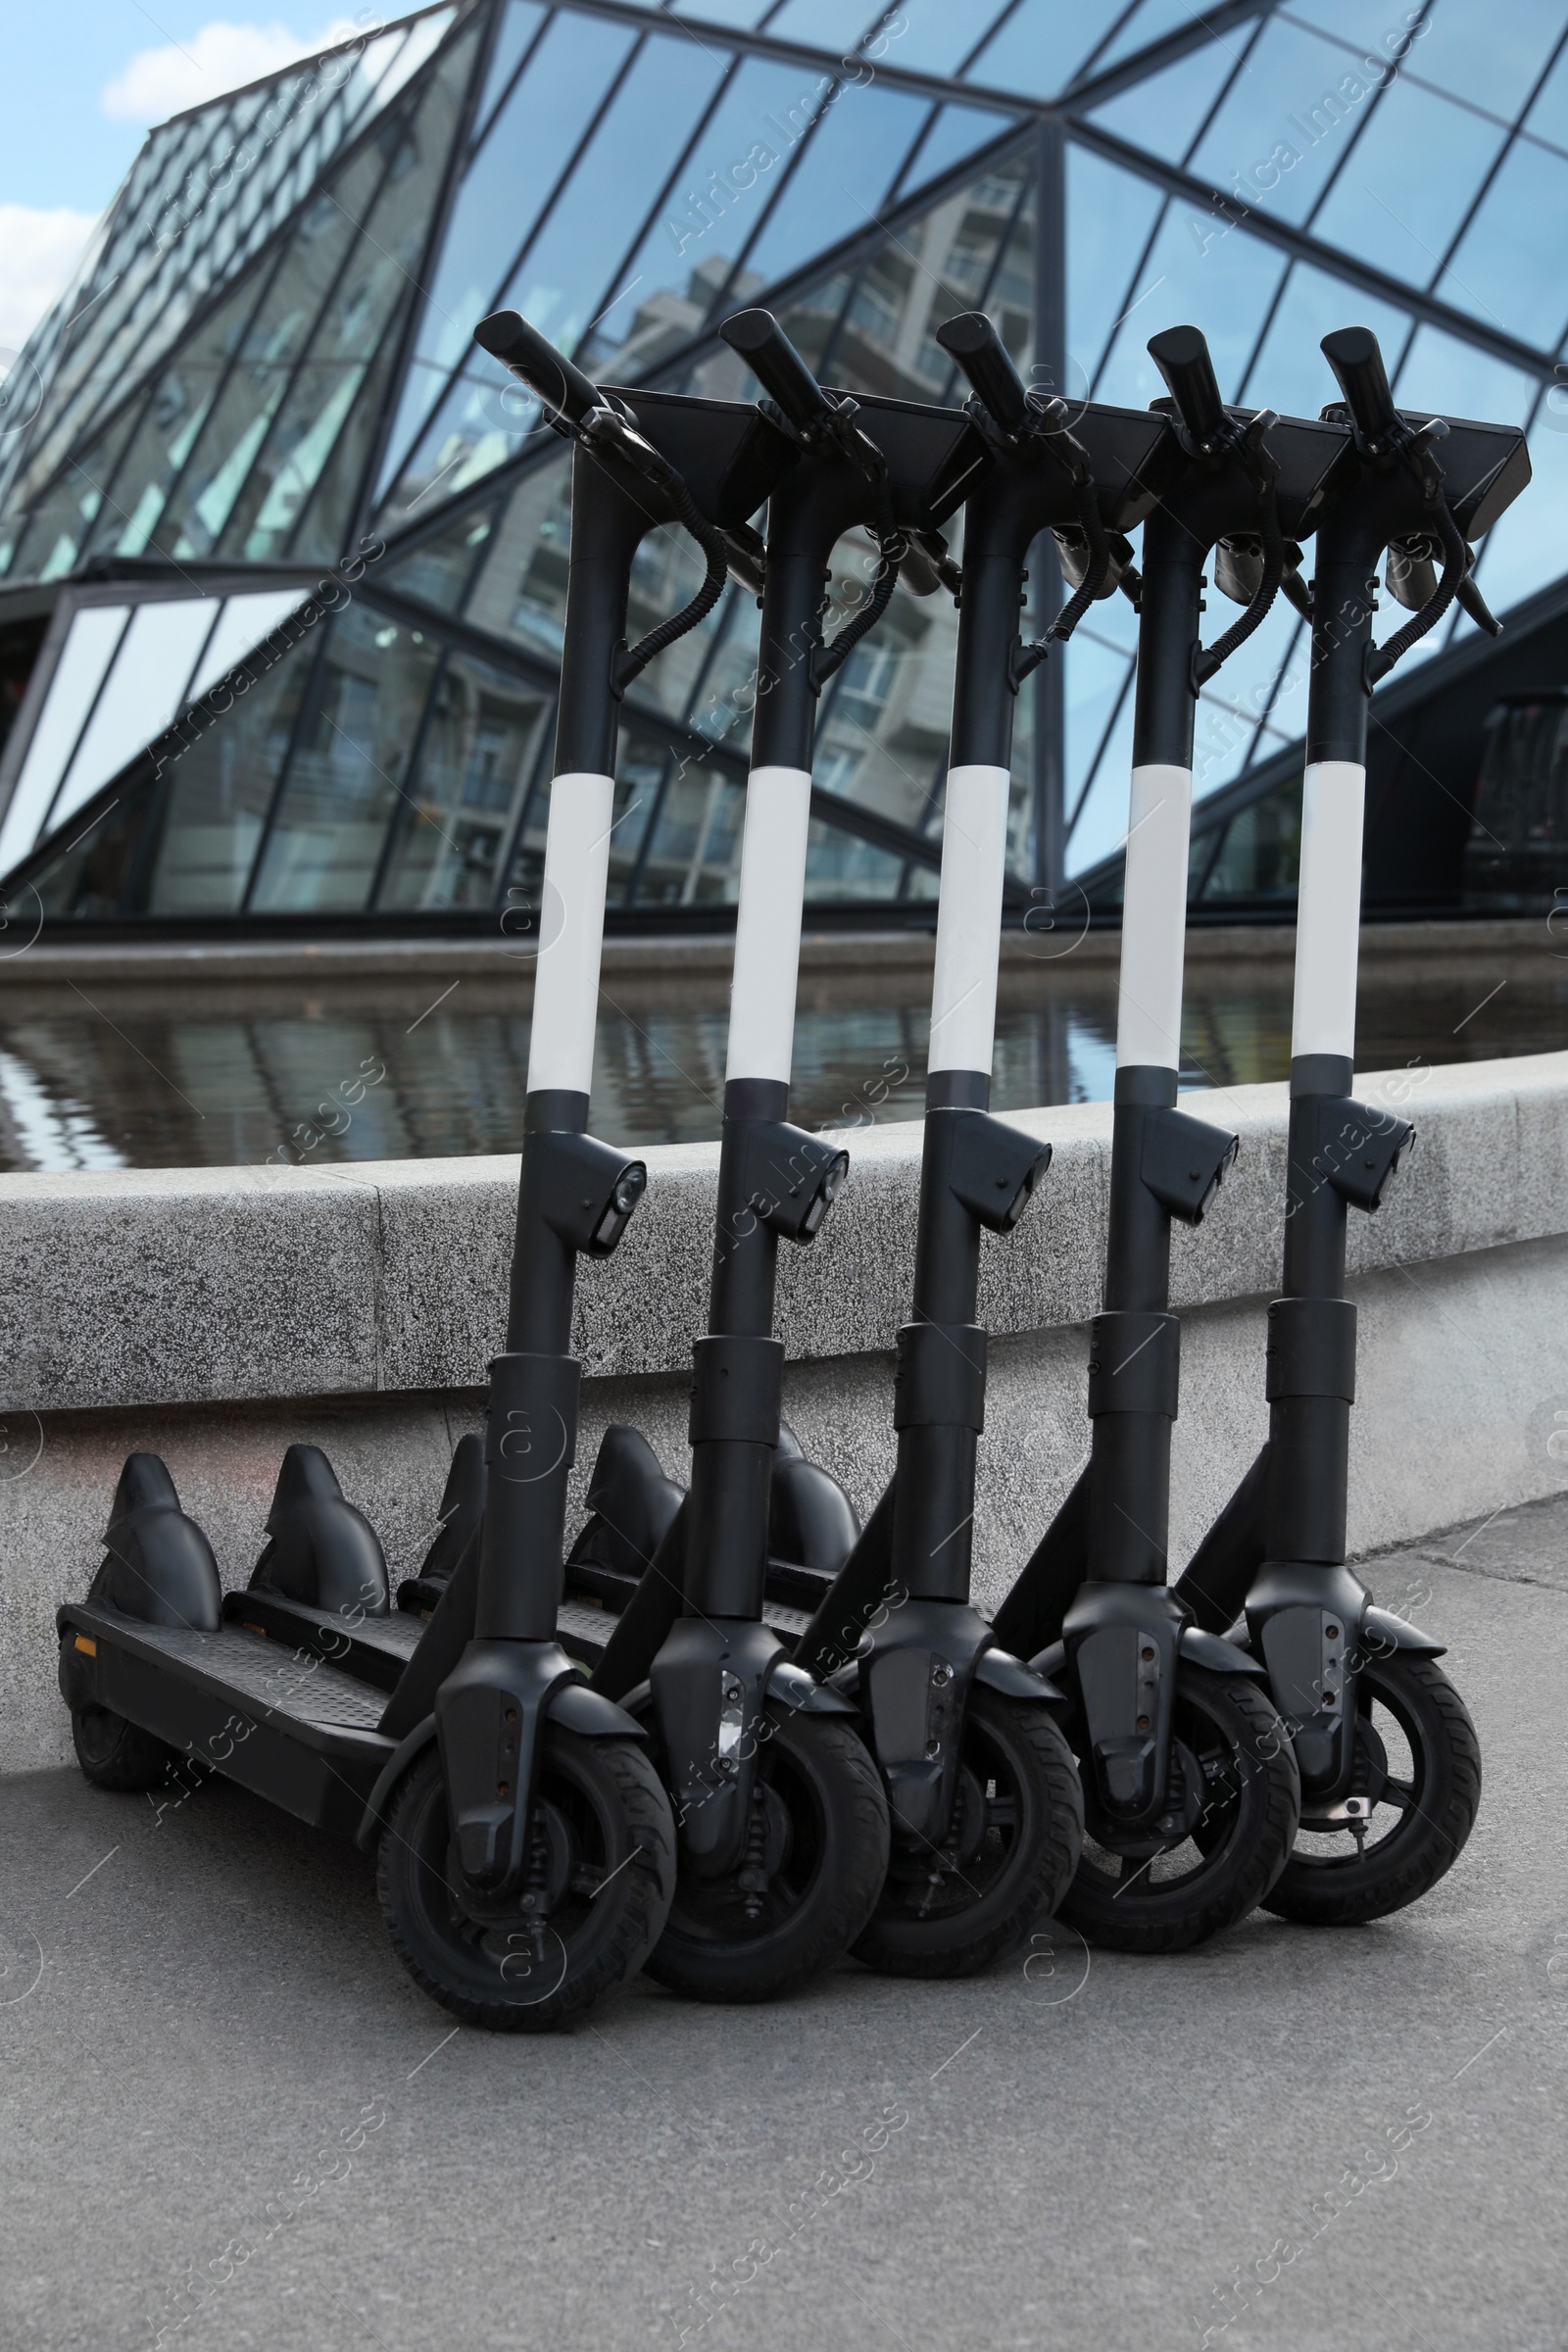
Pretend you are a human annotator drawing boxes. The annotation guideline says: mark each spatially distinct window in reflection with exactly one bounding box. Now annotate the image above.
[377,652,551,910]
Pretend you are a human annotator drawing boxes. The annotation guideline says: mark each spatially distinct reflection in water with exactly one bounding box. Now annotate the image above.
[0,953,1559,1173]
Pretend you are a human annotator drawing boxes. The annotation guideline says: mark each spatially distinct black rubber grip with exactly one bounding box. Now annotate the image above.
[936,310,1032,434]
[1149,323,1227,445]
[719,308,832,429]
[1320,326,1398,443]
[473,309,600,426]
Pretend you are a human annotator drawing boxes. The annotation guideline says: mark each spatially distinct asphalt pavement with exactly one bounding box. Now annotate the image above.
[4,1493,1566,2352]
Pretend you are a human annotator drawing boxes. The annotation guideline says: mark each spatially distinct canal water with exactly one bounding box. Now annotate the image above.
[0,937,1560,1172]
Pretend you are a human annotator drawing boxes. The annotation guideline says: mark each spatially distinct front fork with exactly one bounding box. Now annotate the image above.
[1245,1561,1371,1811]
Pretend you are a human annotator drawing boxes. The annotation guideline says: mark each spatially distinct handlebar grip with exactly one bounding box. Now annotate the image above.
[719,309,833,429]
[935,311,1032,435]
[473,309,601,427]
[1148,324,1227,447]
[1320,326,1398,443]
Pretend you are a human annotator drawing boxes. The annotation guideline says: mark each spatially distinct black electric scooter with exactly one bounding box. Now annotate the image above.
[789,312,1197,1977]
[583,311,999,2001]
[985,325,1360,1951]
[1171,327,1529,1923]
[57,316,802,2029]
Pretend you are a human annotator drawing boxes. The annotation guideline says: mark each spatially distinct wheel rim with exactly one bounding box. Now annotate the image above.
[878,1710,1024,1924]
[404,1747,625,2004]
[664,1733,827,1949]
[1071,1682,1261,1907]
[1285,1658,1429,1877]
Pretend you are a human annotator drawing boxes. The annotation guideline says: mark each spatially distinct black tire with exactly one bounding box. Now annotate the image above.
[72,1703,181,1791]
[646,1710,890,2004]
[1058,1666,1301,1954]
[853,1688,1085,1980]
[378,1733,676,2032]
[1264,1652,1481,1926]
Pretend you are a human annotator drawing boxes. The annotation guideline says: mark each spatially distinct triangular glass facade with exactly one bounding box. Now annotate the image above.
[0,0,1563,926]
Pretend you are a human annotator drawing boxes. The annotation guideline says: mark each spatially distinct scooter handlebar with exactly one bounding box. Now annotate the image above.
[1148,324,1228,449]
[935,311,1033,436]
[473,308,601,428]
[1320,325,1399,447]
[720,308,835,431]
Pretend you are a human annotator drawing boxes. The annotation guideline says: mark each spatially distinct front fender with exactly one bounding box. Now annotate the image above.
[973,1645,1064,1704]
[356,1714,435,1849]
[549,1679,650,1740]
[764,1655,858,1715]
[1179,1624,1269,1679]
[1361,1604,1446,1660]
[1028,1640,1067,1682]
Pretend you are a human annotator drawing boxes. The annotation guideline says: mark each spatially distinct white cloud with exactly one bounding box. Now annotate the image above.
[0,207,97,353]
[101,18,366,127]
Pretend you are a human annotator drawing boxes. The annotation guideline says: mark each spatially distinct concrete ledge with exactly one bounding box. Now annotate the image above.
[2,1052,1563,1414]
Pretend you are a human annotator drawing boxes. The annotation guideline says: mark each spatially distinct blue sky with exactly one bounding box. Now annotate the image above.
[0,7,364,346]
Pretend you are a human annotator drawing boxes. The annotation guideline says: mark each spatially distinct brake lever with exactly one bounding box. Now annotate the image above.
[1455,564,1502,637]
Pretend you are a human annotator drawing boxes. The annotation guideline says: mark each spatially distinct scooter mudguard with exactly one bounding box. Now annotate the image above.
[1177,1623,1269,1678]
[762,1656,858,1715]
[249,1445,390,1620]
[974,1646,1066,1701]
[86,1454,222,1632]
[1060,1582,1187,1824]
[649,1617,784,1877]
[1360,1604,1446,1659]
[356,1670,647,1851]
[1245,1560,1370,1798]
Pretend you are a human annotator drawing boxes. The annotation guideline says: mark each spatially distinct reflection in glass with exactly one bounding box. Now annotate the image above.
[148,652,310,913]
[378,651,550,909]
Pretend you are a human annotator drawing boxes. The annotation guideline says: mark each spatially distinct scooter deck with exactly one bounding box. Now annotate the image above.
[62,1599,393,1837]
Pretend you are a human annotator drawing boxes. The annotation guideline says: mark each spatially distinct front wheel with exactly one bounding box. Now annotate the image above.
[378,1732,676,2031]
[646,1710,889,2003]
[1058,1666,1300,1954]
[1264,1652,1481,1926]
[854,1688,1085,1979]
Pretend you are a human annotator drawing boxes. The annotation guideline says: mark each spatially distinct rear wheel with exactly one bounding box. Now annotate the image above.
[72,1703,181,1792]
[854,1688,1085,1979]
[1264,1653,1480,1926]
[378,1732,676,2031]
[646,1710,889,2004]
[1058,1666,1300,1953]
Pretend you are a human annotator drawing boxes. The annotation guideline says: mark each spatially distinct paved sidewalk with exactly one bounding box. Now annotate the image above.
[4,1494,1566,2352]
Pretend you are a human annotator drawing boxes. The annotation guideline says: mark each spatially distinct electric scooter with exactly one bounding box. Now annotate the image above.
[986,325,1357,1951]
[1171,327,1529,1923]
[585,310,997,2001]
[789,311,1199,1977]
[57,316,803,2029]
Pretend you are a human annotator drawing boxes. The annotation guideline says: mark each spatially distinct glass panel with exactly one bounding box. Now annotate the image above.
[473,0,549,142]
[735,79,933,292]
[764,0,882,47]
[577,57,846,380]
[1088,0,1217,74]
[188,591,313,700]
[146,646,310,913]
[1309,76,1507,291]
[1066,686,1135,877]
[630,752,745,904]
[1190,600,1306,802]
[0,607,129,872]
[1063,621,1135,841]
[30,774,153,919]
[803,813,907,901]
[501,34,730,358]
[1200,779,1302,903]
[1186,16,1398,228]
[377,648,551,910]
[1087,36,1242,161]
[228,38,478,561]
[464,449,574,659]
[379,12,638,493]
[382,504,500,615]
[1462,401,1568,621]
[810,532,957,830]
[969,0,1138,98]
[1091,201,1287,408]
[250,605,444,911]
[1405,0,1564,122]
[1520,28,1568,151]
[2,401,146,582]
[892,102,1021,200]
[51,600,220,834]
[1437,137,1568,348]
[1066,146,1163,392]
[1236,259,1413,416]
[888,0,1012,78]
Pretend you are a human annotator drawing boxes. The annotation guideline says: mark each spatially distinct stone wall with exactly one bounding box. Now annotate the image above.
[3,1050,1564,1772]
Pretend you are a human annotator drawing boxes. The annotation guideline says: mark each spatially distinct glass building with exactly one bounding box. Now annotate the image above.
[0,0,1563,932]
